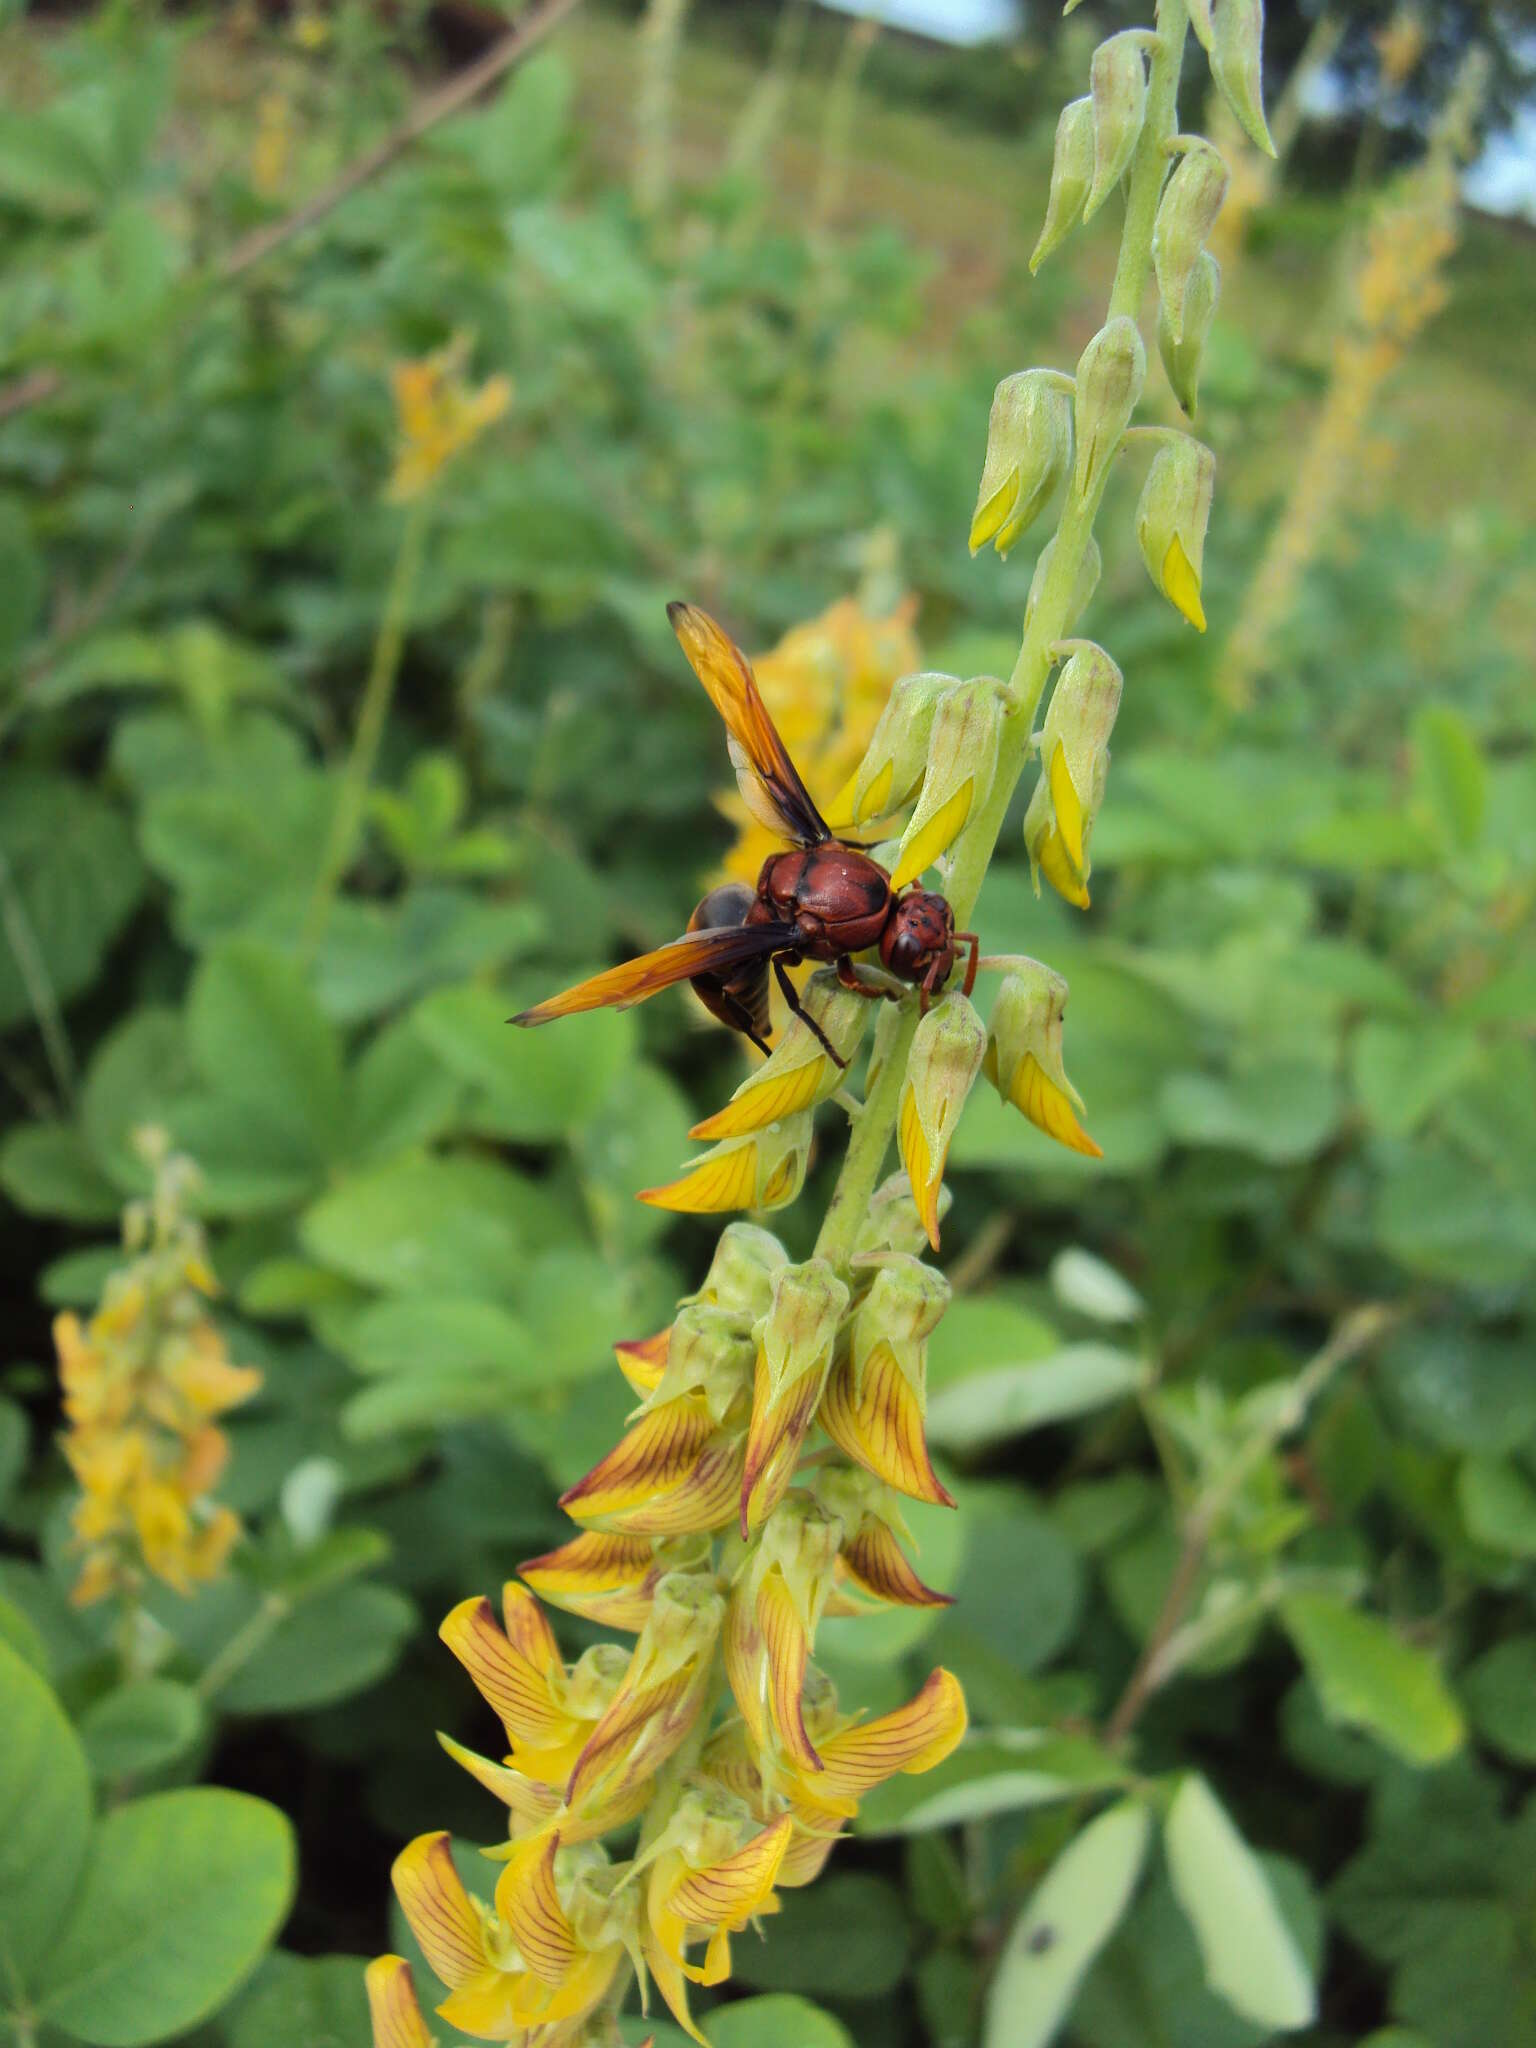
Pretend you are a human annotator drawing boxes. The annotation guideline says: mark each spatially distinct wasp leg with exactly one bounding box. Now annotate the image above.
[919,953,951,1012]
[955,932,980,998]
[835,955,896,1002]
[775,956,847,1067]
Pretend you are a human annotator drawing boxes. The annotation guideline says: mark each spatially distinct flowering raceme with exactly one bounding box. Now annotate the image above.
[56,1136,259,1609]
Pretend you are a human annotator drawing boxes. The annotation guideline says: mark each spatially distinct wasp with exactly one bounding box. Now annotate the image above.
[514,603,979,1066]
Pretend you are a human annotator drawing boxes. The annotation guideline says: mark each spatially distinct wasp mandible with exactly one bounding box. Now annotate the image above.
[514,604,979,1066]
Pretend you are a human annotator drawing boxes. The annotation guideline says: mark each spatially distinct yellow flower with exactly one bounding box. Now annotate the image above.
[386,340,511,504]
[364,1956,435,2048]
[559,1393,748,1537]
[55,1152,258,1608]
[638,1112,814,1216]
[724,1496,842,1773]
[718,595,921,887]
[641,1803,793,2044]
[896,995,986,1250]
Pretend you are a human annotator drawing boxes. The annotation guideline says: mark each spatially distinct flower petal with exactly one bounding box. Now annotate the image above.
[638,1142,760,1213]
[757,1569,821,1773]
[740,1349,826,1536]
[841,1517,954,1607]
[690,1058,831,1141]
[518,1531,658,1631]
[615,1328,672,1395]
[819,1343,955,1509]
[813,1668,968,1805]
[1046,740,1086,876]
[897,1086,942,1251]
[365,1957,435,2048]
[391,1833,486,1991]
[435,1734,560,1831]
[1008,1053,1102,1157]
[890,780,975,890]
[666,1814,794,1930]
[438,1597,570,1751]
[1161,532,1206,631]
[559,1397,716,1521]
[493,1834,576,1988]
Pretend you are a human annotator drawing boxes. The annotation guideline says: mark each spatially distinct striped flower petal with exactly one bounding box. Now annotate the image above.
[819,1342,955,1508]
[840,1516,953,1607]
[802,1668,967,1815]
[438,1596,575,1754]
[518,1531,659,1631]
[614,1328,671,1395]
[390,1833,487,1991]
[365,1957,434,2048]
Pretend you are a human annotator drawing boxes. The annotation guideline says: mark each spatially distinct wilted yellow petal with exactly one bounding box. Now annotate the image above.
[1161,532,1207,631]
[898,1085,943,1251]
[639,1141,760,1213]
[691,1059,830,1141]
[891,780,975,890]
[1010,1053,1103,1157]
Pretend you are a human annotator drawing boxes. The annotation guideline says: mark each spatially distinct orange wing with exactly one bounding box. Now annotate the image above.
[513,921,798,1027]
[668,601,832,849]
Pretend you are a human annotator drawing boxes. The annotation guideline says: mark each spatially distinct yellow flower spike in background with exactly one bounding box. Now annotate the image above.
[719,594,921,885]
[638,1110,814,1214]
[896,994,986,1248]
[386,337,511,505]
[818,1257,956,1506]
[691,972,870,1140]
[1023,639,1123,908]
[984,958,1103,1158]
[739,1259,849,1533]
[57,1134,259,1611]
[889,677,1009,889]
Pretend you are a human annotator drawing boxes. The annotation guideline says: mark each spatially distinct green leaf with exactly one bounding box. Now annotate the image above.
[1160,1061,1339,1164]
[78,1680,205,1782]
[0,1590,51,1677]
[1352,1021,1481,1138]
[1162,1775,1315,2031]
[0,1638,92,1988]
[0,771,145,1031]
[80,1009,196,1192]
[300,1154,546,1296]
[343,1014,463,1163]
[0,1395,29,1514]
[984,1801,1151,2048]
[571,1059,697,1252]
[817,1491,965,1667]
[1456,1455,1536,1557]
[224,1951,371,2048]
[339,1295,537,1379]
[926,1344,1147,1454]
[924,1293,1059,1394]
[1378,1326,1536,1455]
[215,1584,415,1715]
[414,981,634,1142]
[707,1996,854,2048]
[1048,1248,1145,1324]
[1279,1593,1463,1765]
[732,1872,909,1998]
[857,1731,1127,1836]
[36,1788,294,2045]
[1413,703,1486,850]
[0,1120,122,1222]
[188,940,346,1161]
[1374,1143,1536,1291]
[1462,1637,1536,1766]
[0,495,43,663]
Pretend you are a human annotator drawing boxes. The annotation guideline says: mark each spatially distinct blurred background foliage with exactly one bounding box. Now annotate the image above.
[0,1,1533,2044]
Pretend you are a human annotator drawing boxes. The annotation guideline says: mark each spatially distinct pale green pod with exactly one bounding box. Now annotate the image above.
[1152,142,1229,344]
[1086,34,1149,220]
[1030,96,1094,273]
[1212,0,1277,156]
[981,1802,1152,2048]
[1159,249,1221,416]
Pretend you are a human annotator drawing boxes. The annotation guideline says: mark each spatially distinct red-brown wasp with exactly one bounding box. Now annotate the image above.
[514,603,979,1067]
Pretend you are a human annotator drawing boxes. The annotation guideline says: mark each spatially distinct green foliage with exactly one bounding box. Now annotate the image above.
[0,5,1532,2046]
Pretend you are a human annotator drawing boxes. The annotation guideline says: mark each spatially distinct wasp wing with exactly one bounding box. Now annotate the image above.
[668,601,832,849]
[513,921,799,1026]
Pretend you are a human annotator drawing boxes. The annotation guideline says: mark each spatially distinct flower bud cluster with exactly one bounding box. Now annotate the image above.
[54,1137,260,1609]
[1023,640,1122,909]
[370,1213,967,2048]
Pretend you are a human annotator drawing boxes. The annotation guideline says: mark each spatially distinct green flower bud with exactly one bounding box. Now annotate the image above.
[757,1259,850,1412]
[691,1221,788,1318]
[1073,316,1145,498]
[855,1170,953,1260]
[890,676,1010,889]
[1025,532,1103,639]
[983,959,1101,1156]
[829,670,955,827]
[691,971,871,1140]
[1153,142,1229,345]
[1086,34,1150,220]
[969,370,1074,559]
[650,1302,757,1419]
[1023,641,1122,909]
[850,1255,951,1384]
[1158,249,1221,417]
[1030,96,1094,274]
[1135,434,1216,633]
[898,993,986,1249]
[639,1112,814,1214]
[1212,0,1276,156]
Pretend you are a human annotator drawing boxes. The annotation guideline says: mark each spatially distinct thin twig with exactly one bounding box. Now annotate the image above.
[0,0,585,426]
[218,0,585,281]
[1104,1303,1399,1745]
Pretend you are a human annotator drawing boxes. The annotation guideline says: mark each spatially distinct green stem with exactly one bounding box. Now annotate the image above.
[301,499,430,957]
[813,0,1189,1277]
[195,1592,290,1703]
